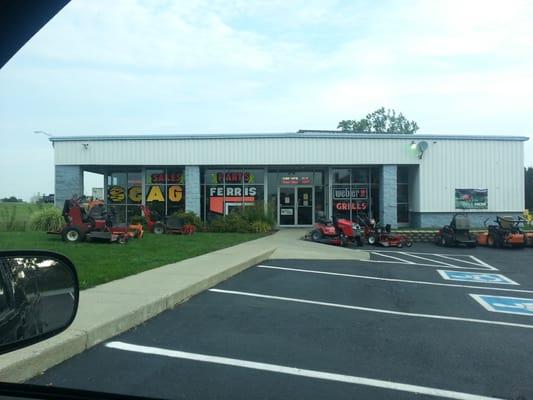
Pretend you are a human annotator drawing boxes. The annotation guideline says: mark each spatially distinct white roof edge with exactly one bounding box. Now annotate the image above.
[48,132,529,142]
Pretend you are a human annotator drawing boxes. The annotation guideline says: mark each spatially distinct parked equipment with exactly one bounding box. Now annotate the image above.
[140,205,196,235]
[434,214,476,248]
[356,216,412,248]
[477,216,527,248]
[49,197,142,243]
[307,214,364,247]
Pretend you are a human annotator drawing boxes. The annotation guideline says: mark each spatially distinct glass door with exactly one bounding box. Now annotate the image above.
[278,187,295,225]
[297,187,313,225]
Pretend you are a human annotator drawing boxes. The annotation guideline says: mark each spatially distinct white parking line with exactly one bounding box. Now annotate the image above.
[106,341,505,400]
[209,288,533,330]
[363,251,498,271]
[256,265,533,294]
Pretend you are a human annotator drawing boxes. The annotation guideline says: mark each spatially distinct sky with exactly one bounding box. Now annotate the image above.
[1,0,532,201]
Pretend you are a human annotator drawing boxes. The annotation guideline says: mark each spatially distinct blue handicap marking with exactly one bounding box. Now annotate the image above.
[437,270,518,285]
[470,294,533,316]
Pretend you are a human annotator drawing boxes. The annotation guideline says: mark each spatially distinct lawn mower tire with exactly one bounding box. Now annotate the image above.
[153,222,166,235]
[61,226,83,243]
[311,230,322,242]
[367,235,377,245]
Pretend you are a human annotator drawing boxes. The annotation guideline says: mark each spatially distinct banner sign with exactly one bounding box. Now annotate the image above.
[208,186,257,214]
[455,189,488,209]
[150,172,184,184]
[332,186,368,200]
[280,176,311,185]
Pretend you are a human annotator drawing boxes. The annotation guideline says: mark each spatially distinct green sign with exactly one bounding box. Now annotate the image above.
[455,189,488,209]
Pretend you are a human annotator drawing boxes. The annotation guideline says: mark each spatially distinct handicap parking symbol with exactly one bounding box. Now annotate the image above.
[470,294,533,316]
[437,270,518,285]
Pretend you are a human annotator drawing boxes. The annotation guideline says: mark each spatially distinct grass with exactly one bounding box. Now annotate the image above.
[0,231,266,290]
[0,202,53,231]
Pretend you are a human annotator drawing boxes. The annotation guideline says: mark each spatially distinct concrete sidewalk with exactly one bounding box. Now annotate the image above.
[0,230,367,382]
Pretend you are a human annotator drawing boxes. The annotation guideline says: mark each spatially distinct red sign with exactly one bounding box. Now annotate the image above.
[150,172,183,184]
[335,201,368,211]
[214,172,253,184]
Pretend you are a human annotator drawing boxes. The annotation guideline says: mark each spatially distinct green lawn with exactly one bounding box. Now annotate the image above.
[0,202,52,231]
[0,231,265,290]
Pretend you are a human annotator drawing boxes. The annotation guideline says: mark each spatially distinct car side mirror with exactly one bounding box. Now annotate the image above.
[0,251,79,355]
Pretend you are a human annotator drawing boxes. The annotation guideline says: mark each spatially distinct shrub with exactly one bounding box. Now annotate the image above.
[209,213,251,233]
[250,221,272,233]
[29,207,64,232]
[172,211,203,229]
[241,205,275,226]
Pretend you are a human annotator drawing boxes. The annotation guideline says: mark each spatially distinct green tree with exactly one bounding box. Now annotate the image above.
[525,167,533,210]
[337,107,419,134]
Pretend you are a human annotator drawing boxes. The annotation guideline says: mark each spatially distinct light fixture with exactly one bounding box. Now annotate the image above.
[82,143,89,149]
[410,141,417,150]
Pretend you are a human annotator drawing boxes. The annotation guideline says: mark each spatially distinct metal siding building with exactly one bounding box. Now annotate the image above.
[50,132,527,228]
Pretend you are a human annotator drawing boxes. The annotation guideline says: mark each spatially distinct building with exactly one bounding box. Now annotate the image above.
[50,131,527,228]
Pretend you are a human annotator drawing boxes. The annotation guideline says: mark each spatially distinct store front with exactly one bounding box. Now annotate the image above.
[278,186,314,226]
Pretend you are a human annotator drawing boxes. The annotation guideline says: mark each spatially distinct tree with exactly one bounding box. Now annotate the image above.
[337,107,419,134]
[1,196,22,203]
[525,167,533,211]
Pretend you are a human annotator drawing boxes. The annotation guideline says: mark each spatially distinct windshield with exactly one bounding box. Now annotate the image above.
[1,1,533,399]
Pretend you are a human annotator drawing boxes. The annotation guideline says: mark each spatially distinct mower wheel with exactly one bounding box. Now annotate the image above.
[118,235,128,245]
[367,235,377,245]
[487,235,495,248]
[440,236,447,247]
[153,222,166,235]
[406,241,413,248]
[62,227,83,243]
[397,243,403,248]
[311,230,322,242]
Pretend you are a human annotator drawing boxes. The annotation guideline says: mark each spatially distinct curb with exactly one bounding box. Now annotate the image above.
[0,248,275,383]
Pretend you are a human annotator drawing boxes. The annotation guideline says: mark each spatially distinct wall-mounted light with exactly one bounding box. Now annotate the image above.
[410,140,417,150]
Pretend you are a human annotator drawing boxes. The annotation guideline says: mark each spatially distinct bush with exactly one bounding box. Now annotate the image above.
[241,205,276,226]
[172,211,203,229]
[29,207,64,232]
[250,221,272,233]
[209,213,251,233]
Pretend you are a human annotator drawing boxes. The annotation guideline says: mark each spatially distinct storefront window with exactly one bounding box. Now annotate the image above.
[397,166,409,224]
[202,168,265,221]
[352,168,369,184]
[331,168,371,222]
[332,169,350,184]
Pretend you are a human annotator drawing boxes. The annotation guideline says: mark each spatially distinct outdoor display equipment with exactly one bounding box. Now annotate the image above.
[306,213,364,247]
[357,216,413,248]
[434,214,477,248]
[476,216,528,248]
[140,205,196,235]
[49,197,143,244]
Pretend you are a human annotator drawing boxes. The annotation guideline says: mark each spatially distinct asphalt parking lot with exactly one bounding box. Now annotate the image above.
[31,243,533,400]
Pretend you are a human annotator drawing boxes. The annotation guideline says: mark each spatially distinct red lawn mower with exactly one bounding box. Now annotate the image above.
[140,205,196,235]
[50,197,142,243]
[355,216,412,248]
[307,214,364,247]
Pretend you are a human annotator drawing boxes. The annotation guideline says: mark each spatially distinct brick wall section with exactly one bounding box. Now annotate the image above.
[394,229,487,242]
[185,166,201,215]
[410,212,523,228]
[380,165,397,228]
[54,165,83,208]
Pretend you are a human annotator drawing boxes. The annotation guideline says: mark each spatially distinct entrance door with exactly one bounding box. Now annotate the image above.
[278,186,314,226]
[297,187,313,225]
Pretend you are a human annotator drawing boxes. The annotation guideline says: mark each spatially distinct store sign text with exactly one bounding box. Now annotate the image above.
[212,172,254,184]
[333,187,368,200]
[209,186,257,197]
[146,185,183,202]
[150,172,184,184]
[335,201,368,211]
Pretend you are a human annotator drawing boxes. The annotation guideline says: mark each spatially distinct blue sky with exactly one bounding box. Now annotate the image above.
[1,0,532,200]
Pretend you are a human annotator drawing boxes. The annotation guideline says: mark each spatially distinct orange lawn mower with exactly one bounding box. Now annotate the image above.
[477,216,527,248]
[140,205,196,235]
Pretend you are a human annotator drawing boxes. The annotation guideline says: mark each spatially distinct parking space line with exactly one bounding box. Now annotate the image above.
[434,255,497,269]
[370,251,415,264]
[209,288,533,330]
[106,341,505,400]
[256,265,533,294]
[364,259,492,270]
[397,252,457,267]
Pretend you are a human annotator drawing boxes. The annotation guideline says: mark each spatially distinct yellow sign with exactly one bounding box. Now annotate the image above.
[168,185,183,202]
[108,186,125,203]
[128,186,142,203]
[146,186,165,202]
